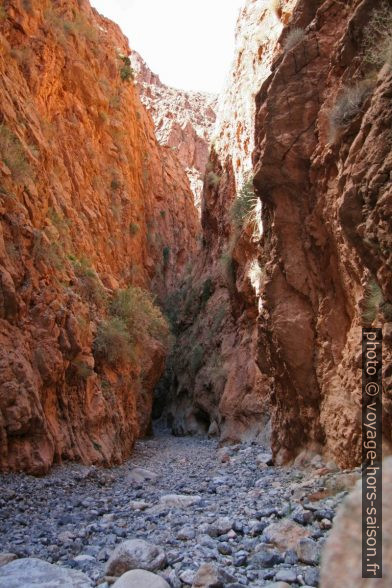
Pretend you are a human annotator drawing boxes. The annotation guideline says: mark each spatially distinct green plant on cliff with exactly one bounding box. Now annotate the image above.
[94,317,135,366]
[129,222,140,236]
[63,15,98,42]
[71,360,93,380]
[206,171,221,189]
[362,278,392,324]
[119,56,134,82]
[32,231,64,270]
[362,279,384,325]
[282,28,305,53]
[0,4,7,19]
[48,208,72,237]
[94,287,169,367]
[328,82,372,140]
[71,256,107,307]
[0,125,30,183]
[110,287,170,345]
[363,2,392,68]
[230,177,259,233]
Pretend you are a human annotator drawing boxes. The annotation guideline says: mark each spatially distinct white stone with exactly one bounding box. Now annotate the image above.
[112,569,170,588]
[129,501,150,511]
[126,468,158,483]
[159,494,202,508]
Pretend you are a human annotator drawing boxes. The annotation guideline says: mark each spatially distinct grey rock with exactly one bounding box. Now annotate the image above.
[251,545,284,568]
[208,517,232,537]
[0,558,92,587]
[297,538,320,565]
[128,501,150,511]
[292,509,314,526]
[256,452,273,467]
[177,526,196,541]
[105,540,166,576]
[304,567,320,587]
[274,568,298,582]
[314,508,334,521]
[283,549,298,565]
[179,569,196,585]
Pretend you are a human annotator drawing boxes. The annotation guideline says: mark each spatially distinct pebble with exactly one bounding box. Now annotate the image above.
[274,568,298,582]
[297,538,321,565]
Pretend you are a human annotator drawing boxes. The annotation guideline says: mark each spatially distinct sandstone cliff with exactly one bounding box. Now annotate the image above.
[131,51,217,208]
[0,0,199,474]
[165,0,391,468]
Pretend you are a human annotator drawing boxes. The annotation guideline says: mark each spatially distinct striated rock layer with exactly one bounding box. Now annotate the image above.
[165,0,391,467]
[0,0,199,474]
[131,51,217,208]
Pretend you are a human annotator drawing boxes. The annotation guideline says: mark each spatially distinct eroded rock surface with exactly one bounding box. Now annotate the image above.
[252,0,392,466]
[0,0,199,474]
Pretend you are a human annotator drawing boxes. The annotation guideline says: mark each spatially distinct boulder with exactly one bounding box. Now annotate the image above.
[106,540,166,576]
[0,558,92,587]
[112,569,170,588]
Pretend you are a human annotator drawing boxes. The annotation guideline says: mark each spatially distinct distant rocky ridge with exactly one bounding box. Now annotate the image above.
[131,51,217,208]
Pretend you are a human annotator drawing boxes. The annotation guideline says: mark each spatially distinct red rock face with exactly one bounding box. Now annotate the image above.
[131,51,217,208]
[166,0,391,468]
[253,0,391,467]
[0,0,199,473]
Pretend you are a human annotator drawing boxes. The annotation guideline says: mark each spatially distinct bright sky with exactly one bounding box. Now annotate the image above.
[90,0,244,93]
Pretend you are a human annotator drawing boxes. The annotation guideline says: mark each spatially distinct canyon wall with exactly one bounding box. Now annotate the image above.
[163,0,294,443]
[253,0,392,467]
[166,0,391,468]
[0,0,199,474]
[131,51,217,208]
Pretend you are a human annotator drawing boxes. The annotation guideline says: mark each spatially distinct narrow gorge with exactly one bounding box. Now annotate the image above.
[0,0,391,587]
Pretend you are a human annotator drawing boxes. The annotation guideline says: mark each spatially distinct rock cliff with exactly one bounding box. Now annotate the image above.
[0,0,199,474]
[253,0,392,467]
[165,0,391,468]
[131,51,217,208]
